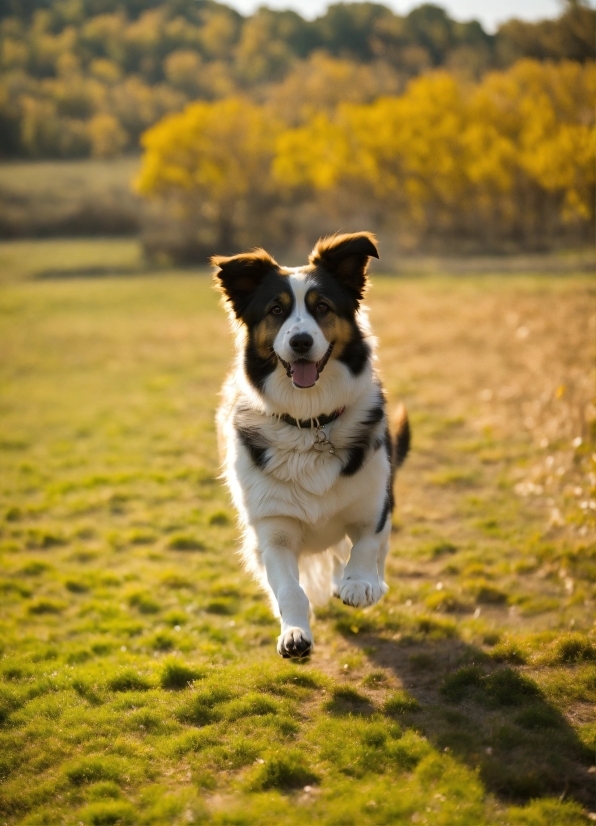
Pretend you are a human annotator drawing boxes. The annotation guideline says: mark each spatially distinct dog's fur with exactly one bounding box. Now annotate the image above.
[213,232,409,658]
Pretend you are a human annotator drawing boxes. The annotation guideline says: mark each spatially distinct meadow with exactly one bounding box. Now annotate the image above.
[0,239,594,825]
[0,158,141,239]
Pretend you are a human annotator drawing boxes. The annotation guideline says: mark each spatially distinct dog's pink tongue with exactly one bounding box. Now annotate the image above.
[291,360,318,388]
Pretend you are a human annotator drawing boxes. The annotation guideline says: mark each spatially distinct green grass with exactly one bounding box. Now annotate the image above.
[0,240,594,825]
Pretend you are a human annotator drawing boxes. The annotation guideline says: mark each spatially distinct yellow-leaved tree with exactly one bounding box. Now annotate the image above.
[472,60,596,237]
[136,98,284,258]
[273,61,595,249]
[137,59,595,258]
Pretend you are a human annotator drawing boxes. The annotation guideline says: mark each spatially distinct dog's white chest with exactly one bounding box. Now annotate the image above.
[240,429,343,514]
[233,425,388,531]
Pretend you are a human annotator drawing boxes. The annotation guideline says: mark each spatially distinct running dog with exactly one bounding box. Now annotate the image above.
[213,232,409,658]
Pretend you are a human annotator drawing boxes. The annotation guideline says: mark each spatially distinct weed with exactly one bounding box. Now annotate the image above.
[441,666,485,701]
[66,757,124,786]
[150,632,175,651]
[127,591,161,615]
[107,670,152,692]
[464,578,508,605]
[159,661,203,690]
[430,541,458,557]
[545,633,595,664]
[28,599,65,614]
[514,706,563,730]
[384,690,421,714]
[223,693,280,720]
[324,687,373,716]
[19,560,52,576]
[87,781,122,800]
[177,685,234,725]
[361,670,387,687]
[248,752,318,791]
[209,511,231,526]
[425,589,469,613]
[167,534,205,551]
[489,636,528,664]
[80,801,136,825]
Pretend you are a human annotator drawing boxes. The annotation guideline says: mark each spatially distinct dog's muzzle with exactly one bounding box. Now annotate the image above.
[278,343,334,388]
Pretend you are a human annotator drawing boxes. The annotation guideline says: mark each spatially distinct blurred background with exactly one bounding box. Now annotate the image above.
[0,0,594,267]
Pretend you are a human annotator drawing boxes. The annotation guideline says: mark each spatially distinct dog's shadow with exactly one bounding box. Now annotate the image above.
[332,622,593,809]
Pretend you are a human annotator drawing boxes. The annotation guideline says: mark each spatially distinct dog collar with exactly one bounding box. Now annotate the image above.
[276,408,344,455]
[276,407,345,429]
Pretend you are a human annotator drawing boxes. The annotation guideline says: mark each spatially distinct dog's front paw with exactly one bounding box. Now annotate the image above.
[277,627,313,659]
[339,577,388,608]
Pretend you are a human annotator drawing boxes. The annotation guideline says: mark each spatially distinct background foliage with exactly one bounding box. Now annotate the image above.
[137,59,595,257]
[0,0,594,254]
[0,0,594,159]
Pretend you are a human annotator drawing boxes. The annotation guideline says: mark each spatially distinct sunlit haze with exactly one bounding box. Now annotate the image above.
[222,0,575,33]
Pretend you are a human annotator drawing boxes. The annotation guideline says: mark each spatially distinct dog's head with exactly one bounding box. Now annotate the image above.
[212,232,378,399]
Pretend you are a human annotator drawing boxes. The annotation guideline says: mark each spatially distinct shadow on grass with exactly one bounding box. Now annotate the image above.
[35,266,145,279]
[335,618,593,809]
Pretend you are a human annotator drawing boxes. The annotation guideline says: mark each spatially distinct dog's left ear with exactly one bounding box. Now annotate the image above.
[211,249,278,318]
[309,232,379,302]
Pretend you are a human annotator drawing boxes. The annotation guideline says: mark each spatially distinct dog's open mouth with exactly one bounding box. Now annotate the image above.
[279,343,334,389]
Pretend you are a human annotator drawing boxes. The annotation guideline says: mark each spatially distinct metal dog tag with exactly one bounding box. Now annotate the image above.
[313,425,336,454]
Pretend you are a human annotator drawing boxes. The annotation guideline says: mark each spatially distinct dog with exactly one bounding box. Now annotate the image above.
[213,232,409,659]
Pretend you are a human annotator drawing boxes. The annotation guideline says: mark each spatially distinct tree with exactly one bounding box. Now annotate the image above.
[136,97,284,257]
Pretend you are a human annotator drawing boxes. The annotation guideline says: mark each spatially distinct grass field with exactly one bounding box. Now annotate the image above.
[0,239,594,826]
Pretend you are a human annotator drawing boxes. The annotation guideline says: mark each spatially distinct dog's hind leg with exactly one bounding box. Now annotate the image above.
[377,535,390,593]
[331,537,351,598]
[254,517,312,659]
[299,551,334,608]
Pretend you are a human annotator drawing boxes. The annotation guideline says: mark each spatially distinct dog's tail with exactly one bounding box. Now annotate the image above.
[392,402,410,469]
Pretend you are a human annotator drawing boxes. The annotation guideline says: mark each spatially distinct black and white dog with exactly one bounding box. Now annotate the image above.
[213,232,409,659]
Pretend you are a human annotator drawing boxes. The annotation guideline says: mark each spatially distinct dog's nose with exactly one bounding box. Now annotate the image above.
[289,333,313,355]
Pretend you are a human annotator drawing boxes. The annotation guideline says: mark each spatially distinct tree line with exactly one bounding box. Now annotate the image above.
[0,0,594,158]
[136,60,595,257]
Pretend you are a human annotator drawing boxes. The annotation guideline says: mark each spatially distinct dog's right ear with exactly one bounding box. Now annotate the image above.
[211,249,278,318]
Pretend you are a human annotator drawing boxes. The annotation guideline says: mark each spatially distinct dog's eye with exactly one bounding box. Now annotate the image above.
[270,305,283,316]
[317,302,330,314]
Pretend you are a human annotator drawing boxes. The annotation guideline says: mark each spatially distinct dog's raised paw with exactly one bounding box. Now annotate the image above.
[339,578,387,608]
[277,627,312,659]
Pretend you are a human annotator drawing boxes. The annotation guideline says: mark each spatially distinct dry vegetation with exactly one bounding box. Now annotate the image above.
[0,157,140,238]
[0,239,594,825]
